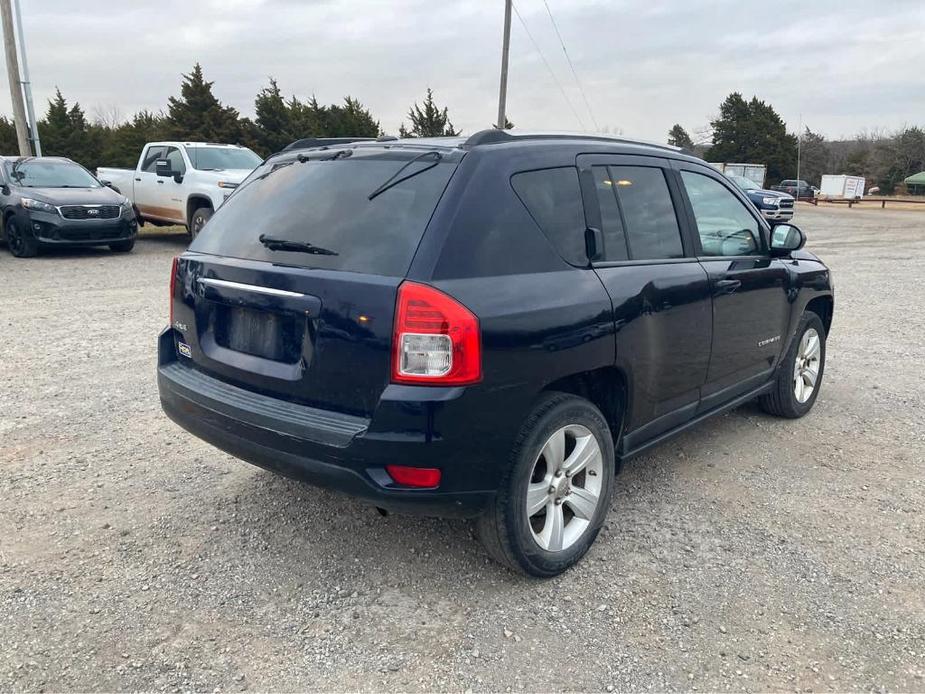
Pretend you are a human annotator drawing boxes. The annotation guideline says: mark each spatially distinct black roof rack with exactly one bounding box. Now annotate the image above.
[282,137,377,152]
[462,129,683,154]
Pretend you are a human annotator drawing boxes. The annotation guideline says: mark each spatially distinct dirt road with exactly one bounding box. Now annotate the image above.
[1,205,923,691]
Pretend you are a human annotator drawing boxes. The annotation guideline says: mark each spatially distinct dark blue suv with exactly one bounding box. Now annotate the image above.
[158,131,834,576]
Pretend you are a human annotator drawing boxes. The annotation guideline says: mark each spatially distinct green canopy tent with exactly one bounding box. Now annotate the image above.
[905,171,925,195]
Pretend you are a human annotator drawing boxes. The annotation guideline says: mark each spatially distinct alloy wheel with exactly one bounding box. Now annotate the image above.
[793,327,821,403]
[526,424,604,552]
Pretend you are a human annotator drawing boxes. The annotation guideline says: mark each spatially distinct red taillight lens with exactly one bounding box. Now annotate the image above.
[385,465,442,488]
[169,256,178,327]
[391,281,481,385]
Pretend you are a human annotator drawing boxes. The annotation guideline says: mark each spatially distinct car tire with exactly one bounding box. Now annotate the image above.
[476,392,616,577]
[5,217,38,258]
[109,238,135,253]
[760,311,826,418]
[189,207,213,240]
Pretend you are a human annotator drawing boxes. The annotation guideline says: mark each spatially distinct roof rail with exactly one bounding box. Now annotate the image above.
[462,129,683,154]
[282,137,377,152]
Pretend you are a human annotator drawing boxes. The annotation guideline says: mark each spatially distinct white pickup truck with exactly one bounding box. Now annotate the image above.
[97,142,262,238]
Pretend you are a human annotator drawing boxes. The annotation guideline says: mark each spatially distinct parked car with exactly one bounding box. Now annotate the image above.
[97,142,262,238]
[0,156,137,257]
[772,179,815,198]
[157,131,834,576]
[728,173,795,222]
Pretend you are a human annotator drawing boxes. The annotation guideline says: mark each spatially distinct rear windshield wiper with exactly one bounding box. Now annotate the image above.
[368,151,442,200]
[258,234,338,256]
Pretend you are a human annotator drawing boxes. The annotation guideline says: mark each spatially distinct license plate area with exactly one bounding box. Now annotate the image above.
[213,304,302,363]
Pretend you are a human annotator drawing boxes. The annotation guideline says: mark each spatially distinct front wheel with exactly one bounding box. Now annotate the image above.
[5,217,38,258]
[189,207,213,241]
[476,392,615,577]
[760,311,826,418]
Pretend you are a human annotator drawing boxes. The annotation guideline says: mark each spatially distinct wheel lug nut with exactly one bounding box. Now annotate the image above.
[548,486,556,494]
[555,470,563,478]
[555,498,563,505]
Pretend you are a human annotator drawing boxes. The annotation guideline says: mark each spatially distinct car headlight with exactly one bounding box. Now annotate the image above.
[21,198,57,214]
[121,198,133,212]
[762,197,780,206]
[217,181,239,190]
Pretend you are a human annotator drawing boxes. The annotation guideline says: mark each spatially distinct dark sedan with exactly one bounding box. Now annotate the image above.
[728,174,795,222]
[1,156,137,258]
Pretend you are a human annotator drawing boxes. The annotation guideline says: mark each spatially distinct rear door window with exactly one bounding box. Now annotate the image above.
[511,167,587,266]
[596,165,684,260]
[190,149,458,277]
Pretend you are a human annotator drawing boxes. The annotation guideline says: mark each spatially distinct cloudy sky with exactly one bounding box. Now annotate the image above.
[3,0,924,142]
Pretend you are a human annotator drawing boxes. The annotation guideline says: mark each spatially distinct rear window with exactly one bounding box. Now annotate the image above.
[190,149,458,276]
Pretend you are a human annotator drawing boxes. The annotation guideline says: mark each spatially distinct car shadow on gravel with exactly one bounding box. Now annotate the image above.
[209,403,776,583]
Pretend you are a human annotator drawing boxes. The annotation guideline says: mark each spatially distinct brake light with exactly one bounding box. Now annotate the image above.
[169,256,178,327]
[386,465,441,488]
[391,281,481,385]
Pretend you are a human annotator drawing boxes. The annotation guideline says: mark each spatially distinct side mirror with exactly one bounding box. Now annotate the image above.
[100,179,113,188]
[769,223,806,256]
[155,159,173,178]
[173,172,184,184]
[1,184,9,196]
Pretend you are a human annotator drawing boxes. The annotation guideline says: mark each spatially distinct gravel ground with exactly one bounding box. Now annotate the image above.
[1,206,923,692]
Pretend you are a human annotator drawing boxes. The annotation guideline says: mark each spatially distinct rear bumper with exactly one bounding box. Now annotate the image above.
[157,329,500,517]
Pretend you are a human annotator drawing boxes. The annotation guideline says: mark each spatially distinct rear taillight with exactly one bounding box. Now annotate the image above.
[391,281,481,385]
[169,256,178,327]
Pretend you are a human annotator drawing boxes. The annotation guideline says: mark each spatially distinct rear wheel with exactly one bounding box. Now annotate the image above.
[476,392,615,577]
[760,311,826,418]
[5,217,38,258]
[109,238,135,253]
[189,207,213,240]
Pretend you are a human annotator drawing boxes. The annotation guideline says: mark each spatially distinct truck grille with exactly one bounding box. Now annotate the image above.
[779,199,794,209]
[59,205,121,220]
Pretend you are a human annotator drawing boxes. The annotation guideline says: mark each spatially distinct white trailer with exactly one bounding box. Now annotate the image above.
[820,175,865,200]
[708,162,767,187]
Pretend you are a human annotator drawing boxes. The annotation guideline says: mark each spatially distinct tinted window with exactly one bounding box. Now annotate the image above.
[511,167,587,266]
[164,147,186,174]
[142,146,165,172]
[592,166,628,261]
[190,150,457,277]
[607,166,683,260]
[680,171,761,256]
[187,146,261,171]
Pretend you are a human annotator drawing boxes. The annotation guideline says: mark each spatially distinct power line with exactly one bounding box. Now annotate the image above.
[511,1,587,131]
[540,0,599,132]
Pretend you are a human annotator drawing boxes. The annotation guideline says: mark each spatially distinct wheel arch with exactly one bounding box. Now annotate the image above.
[542,366,628,456]
[186,195,213,224]
[805,294,833,335]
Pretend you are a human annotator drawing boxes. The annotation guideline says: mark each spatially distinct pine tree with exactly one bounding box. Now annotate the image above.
[399,88,459,137]
[706,93,797,184]
[165,63,243,143]
[667,124,693,149]
[0,116,18,153]
[38,89,104,170]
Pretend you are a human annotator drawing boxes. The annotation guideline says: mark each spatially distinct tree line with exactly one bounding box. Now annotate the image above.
[668,93,925,193]
[0,64,462,171]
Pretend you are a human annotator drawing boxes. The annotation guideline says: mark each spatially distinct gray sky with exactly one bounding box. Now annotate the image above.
[4,0,924,142]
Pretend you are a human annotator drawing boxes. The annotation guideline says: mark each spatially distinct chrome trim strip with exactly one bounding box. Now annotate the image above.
[197,277,305,298]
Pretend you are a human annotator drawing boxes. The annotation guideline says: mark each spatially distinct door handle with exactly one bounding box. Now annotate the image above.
[715,279,741,295]
[134,177,141,182]
[157,180,164,184]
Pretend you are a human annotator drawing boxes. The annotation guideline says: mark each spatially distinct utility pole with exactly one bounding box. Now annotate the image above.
[496,0,512,129]
[12,0,39,155]
[796,113,802,200]
[0,0,29,155]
